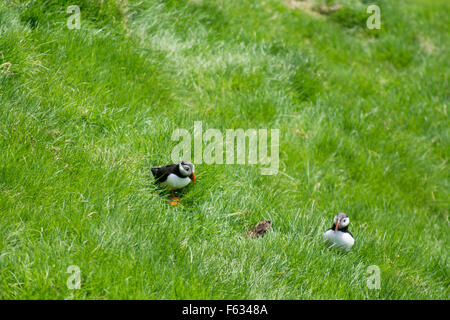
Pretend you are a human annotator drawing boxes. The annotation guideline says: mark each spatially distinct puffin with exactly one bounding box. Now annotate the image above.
[248,219,272,238]
[151,161,195,205]
[323,213,354,251]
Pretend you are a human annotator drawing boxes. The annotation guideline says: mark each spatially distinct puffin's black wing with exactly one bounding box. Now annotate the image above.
[151,164,178,182]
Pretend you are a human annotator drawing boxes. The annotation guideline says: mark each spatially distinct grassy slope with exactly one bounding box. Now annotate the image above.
[0,0,448,299]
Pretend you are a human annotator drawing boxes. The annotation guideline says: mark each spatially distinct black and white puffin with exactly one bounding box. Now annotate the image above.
[323,212,354,251]
[151,161,195,205]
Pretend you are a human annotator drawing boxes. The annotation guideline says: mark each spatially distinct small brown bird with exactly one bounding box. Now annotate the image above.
[151,161,195,205]
[248,219,272,238]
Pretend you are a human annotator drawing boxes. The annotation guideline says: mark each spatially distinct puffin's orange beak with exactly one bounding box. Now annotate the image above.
[334,220,340,232]
[191,172,195,183]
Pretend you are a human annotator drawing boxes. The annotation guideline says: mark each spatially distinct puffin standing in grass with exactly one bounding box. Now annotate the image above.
[323,213,354,251]
[151,161,195,205]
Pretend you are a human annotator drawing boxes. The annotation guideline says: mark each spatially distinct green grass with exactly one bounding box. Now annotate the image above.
[0,0,448,299]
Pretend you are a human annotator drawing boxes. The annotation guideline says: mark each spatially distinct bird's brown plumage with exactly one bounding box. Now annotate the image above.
[248,219,272,238]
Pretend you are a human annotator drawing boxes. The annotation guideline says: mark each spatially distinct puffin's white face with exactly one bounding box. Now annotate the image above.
[179,161,195,180]
[334,213,350,231]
